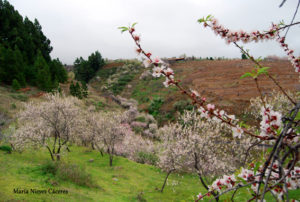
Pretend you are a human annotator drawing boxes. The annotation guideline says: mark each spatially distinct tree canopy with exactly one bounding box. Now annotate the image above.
[74,51,105,83]
[0,0,67,90]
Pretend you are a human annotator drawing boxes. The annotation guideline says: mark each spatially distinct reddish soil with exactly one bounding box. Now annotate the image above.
[171,59,299,114]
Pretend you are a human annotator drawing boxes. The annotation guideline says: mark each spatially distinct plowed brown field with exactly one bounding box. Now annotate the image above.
[171,59,299,114]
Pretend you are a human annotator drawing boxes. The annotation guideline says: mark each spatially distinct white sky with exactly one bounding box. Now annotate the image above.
[8,0,300,64]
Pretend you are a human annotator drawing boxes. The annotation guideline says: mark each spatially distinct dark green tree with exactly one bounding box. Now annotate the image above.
[74,51,105,83]
[81,81,88,98]
[0,0,67,90]
[241,53,247,60]
[35,51,52,91]
[12,79,21,90]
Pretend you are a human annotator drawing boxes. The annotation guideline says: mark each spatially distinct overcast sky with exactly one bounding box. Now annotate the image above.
[8,0,300,64]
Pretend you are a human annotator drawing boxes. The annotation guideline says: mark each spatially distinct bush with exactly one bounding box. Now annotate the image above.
[111,73,135,94]
[10,93,28,102]
[97,67,118,79]
[173,100,194,113]
[136,151,159,165]
[40,161,97,188]
[148,97,164,118]
[0,145,12,153]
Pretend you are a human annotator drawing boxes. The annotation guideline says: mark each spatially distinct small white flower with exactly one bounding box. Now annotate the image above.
[152,66,163,77]
[232,126,243,138]
[143,59,151,68]
[190,89,200,97]
[197,193,203,200]
[163,78,171,87]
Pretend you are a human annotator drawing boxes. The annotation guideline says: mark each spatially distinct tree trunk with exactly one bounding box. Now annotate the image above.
[109,155,113,166]
[194,153,219,201]
[161,170,173,192]
[46,146,54,161]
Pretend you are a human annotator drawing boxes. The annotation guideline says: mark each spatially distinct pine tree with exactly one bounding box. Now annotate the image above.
[69,81,76,96]
[81,81,88,98]
[12,79,21,91]
[35,51,52,91]
[75,82,83,99]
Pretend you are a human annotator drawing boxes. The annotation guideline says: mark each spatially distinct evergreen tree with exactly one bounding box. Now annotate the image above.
[69,81,76,96]
[0,0,67,90]
[35,51,52,91]
[74,51,105,83]
[241,53,247,60]
[12,79,21,91]
[75,82,83,99]
[81,81,88,98]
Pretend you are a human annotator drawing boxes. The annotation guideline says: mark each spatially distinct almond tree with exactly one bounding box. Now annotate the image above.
[85,111,128,166]
[158,110,254,195]
[12,94,84,161]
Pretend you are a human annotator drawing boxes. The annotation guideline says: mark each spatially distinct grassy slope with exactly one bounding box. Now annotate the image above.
[2,147,299,202]
[0,146,205,202]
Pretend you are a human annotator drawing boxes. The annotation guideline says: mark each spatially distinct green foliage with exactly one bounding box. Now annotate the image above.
[240,66,270,79]
[10,93,28,102]
[69,81,86,99]
[148,97,164,118]
[39,161,97,188]
[81,81,88,98]
[118,22,137,33]
[111,73,135,94]
[0,1,67,90]
[97,67,118,79]
[0,145,12,153]
[135,116,146,123]
[94,101,106,111]
[12,79,21,91]
[241,53,247,59]
[136,152,159,166]
[35,52,52,91]
[173,100,194,113]
[10,103,17,109]
[74,51,105,83]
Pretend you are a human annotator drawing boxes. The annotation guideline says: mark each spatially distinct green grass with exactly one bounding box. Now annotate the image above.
[2,146,297,201]
[0,146,205,201]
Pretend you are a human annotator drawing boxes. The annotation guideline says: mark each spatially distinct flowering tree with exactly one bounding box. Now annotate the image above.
[12,94,85,161]
[85,111,128,166]
[119,14,300,201]
[157,110,255,195]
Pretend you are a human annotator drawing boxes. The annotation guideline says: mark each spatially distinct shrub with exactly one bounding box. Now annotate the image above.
[0,145,12,153]
[111,73,135,94]
[148,97,164,118]
[136,151,159,165]
[173,100,194,113]
[40,161,97,188]
[10,93,28,102]
[12,79,21,91]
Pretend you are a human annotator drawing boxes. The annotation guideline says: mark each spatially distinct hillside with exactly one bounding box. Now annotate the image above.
[92,59,299,125]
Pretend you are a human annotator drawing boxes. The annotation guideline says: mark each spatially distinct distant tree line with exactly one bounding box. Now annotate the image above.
[74,51,105,83]
[0,0,67,91]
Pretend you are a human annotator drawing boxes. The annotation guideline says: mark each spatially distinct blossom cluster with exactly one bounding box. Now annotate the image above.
[130,28,176,88]
[206,18,279,44]
[276,36,300,72]
[259,105,282,138]
[202,17,300,72]
[198,104,244,139]
[197,165,300,201]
